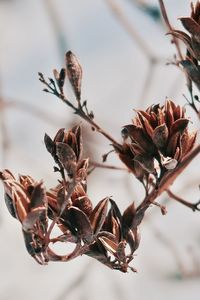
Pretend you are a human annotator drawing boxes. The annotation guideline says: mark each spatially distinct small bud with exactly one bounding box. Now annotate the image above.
[65,51,82,101]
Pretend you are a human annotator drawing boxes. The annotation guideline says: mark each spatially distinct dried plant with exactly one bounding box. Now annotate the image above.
[0,1,200,273]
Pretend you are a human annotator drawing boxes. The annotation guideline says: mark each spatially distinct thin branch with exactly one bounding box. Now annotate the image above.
[61,94,121,147]
[158,0,183,61]
[166,189,200,212]
[40,74,121,148]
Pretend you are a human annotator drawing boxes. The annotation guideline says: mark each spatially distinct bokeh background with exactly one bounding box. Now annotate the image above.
[0,0,200,299]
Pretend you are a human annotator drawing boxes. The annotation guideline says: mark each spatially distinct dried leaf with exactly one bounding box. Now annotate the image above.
[131,206,147,228]
[166,132,180,157]
[56,142,77,175]
[152,124,169,148]
[137,111,154,138]
[67,207,93,243]
[97,230,118,243]
[122,125,154,153]
[72,191,93,216]
[72,125,83,161]
[109,199,122,222]
[127,227,141,253]
[181,130,197,157]
[90,197,109,235]
[54,128,65,143]
[179,17,200,36]
[170,118,189,135]
[165,100,175,129]
[98,236,118,256]
[22,207,46,231]
[122,202,136,230]
[116,241,126,261]
[86,240,108,262]
[11,185,29,222]
[30,182,46,210]
[134,154,155,173]
[168,30,196,58]
[44,133,55,155]
[180,60,200,90]
[58,68,66,91]
[4,193,17,219]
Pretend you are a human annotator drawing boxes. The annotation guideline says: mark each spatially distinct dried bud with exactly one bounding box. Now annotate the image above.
[65,51,82,100]
[53,68,66,93]
[44,125,83,178]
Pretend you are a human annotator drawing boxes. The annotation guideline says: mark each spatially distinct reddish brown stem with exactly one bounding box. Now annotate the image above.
[166,189,200,211]
[58,93,122,148]
[158,0,183,61]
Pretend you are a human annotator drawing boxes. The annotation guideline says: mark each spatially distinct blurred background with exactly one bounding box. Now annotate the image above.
[0,0,200,299]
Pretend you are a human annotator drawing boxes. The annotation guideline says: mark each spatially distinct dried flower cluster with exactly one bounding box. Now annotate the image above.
[0,126,141,272]
[0,1,200,274]
[118,100,197,183]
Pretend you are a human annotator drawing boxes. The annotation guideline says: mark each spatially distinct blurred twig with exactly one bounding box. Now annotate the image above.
[166,189,200,212]
[55,261,93,300]
[105,0,156,60]
[43,0,69,60]
[2,97,62,126]
[158,0,183,61]
[129,0,162,23]
[105,0,165,106]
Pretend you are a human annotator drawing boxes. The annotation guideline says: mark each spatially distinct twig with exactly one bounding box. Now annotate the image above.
[40,74,121,148]
[158,0,183,61]
[166,189,200,212]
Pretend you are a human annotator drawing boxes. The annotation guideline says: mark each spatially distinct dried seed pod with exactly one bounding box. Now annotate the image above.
[65,51,82,101]
[119,100,196,179]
